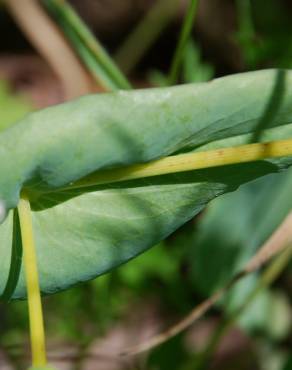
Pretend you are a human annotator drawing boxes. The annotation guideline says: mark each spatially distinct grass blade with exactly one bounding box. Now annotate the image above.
[168,0,199,85]
[42,0,131,90]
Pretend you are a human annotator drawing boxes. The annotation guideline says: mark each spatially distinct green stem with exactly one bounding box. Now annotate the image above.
[194,244,292,370]
[18,193,47,368]
[114,0,179,74]
[55,19,119,91]
[168,0,199,85]
[235,0,258,69]
[42,0,131,90]
[236,0,255,38]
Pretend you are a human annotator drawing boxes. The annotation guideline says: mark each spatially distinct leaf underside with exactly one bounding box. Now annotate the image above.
[0,69,292,299]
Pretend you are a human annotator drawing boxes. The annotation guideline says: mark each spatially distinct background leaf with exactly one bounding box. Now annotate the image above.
[0,81,31,132]
[189,167,292,331]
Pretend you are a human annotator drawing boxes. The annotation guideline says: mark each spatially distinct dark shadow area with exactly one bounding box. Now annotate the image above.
[251,69,287,143]
[0,209,22,302]
[31,157,282,212]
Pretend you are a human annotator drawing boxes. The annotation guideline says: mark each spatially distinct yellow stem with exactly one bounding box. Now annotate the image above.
[18,194,47,368]
[67,138,292,190]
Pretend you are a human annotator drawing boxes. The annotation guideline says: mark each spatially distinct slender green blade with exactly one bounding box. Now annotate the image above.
[43,0,131,90]
[0,209,22,301]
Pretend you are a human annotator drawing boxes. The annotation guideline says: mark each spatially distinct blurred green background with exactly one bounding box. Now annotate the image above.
[0,1,292,369]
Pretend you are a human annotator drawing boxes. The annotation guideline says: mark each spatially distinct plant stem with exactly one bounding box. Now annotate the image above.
[63,138,292,191]
[114,0,179,74]
[168,0,199,85]
[120,213,292,356]
[237,0,255,36]
[18,193,47,368]
[42,0,131,91]
[194,244,292,370]
[53,18,119,91]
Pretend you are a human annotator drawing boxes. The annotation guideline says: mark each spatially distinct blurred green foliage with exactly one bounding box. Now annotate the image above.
[149,39,214,86]
[236,0,292,69]
[0,82,32,131]
[1,1,292,369]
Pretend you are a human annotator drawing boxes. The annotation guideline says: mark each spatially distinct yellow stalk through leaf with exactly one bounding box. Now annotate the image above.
[18,193,47,368]
[66,138,292,190]
[13,137,292,368]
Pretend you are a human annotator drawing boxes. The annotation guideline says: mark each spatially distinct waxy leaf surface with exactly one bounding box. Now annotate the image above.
[1,69,292,298]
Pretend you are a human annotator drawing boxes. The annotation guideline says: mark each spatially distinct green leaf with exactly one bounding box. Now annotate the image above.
[0,69,292,299]
[0,81,32,132]
[190,168,292,293]
[189,167,292,330]
[182,39,214,83]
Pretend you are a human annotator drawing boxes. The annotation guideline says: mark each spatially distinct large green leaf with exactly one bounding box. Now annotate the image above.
[1,69,292,299]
